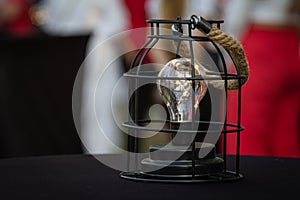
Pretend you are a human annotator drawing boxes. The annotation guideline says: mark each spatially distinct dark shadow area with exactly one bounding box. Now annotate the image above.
[0,35,90,158]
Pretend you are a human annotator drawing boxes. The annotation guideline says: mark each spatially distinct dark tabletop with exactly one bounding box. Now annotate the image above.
[0,154,299,200]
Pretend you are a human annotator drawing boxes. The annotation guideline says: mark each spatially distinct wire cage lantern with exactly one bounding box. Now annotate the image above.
[120,15,249,183]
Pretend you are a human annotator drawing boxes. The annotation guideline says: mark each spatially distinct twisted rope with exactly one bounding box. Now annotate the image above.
[207,26,249,90]
[173,24,249,90]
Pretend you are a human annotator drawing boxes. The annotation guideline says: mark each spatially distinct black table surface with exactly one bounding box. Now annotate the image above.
[0,154,299,200]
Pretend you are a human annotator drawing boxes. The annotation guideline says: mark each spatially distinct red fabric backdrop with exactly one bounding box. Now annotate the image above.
[227,26,300,158]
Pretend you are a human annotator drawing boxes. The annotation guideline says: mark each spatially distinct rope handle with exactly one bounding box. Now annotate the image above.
[191,15,249,90]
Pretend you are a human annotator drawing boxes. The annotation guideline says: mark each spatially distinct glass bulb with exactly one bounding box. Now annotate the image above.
[157,58,207,122]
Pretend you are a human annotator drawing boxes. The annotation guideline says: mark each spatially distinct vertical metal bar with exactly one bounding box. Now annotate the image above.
[176,40,182,58]
[151,22,154,35]
[210,42,228,171]
[226,50,242,177]
[189,23,196,179]
[133,33,159,172]
[223,65,228,173]
[127,78,135,172]
[236,81,242,176]
[129,22,155,172]
[223,124,227,171]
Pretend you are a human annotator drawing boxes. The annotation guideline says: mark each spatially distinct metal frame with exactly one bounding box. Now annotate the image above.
[120,17,244,182]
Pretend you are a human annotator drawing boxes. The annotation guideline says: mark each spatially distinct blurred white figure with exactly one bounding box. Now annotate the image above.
[41,0,128,36]
[146,0,227,19]
[223,0,299,38]
[42,0,130,154]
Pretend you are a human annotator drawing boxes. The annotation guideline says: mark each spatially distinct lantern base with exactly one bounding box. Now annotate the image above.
[120,143,243,183]
[140,143,223,175]
[140,157,223,176]
[119,171,243,183]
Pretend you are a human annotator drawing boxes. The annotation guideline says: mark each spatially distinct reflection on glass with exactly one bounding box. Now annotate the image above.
[157,58,207,122]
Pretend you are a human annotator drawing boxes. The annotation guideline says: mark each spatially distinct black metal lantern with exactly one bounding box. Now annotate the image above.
[120,15,249,182]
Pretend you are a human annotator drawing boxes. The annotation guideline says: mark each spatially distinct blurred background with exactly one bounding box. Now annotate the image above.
[0,0,299,158]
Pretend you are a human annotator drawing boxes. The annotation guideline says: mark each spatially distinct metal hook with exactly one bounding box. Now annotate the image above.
[190,15,212,34]
[171,16,183,35]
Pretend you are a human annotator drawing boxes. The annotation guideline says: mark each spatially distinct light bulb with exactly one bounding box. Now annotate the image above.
[157,58,207,122]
